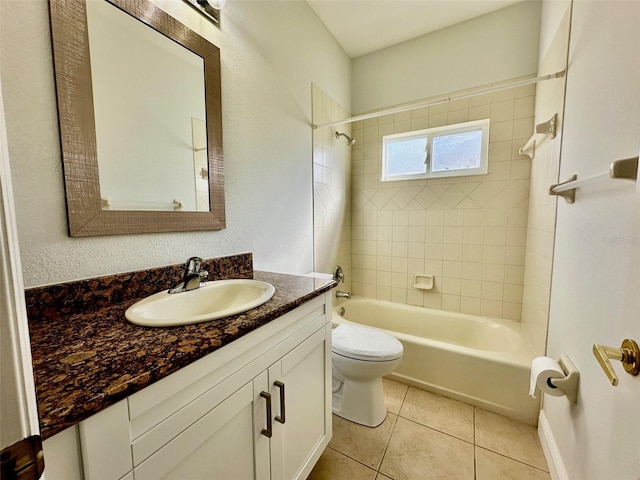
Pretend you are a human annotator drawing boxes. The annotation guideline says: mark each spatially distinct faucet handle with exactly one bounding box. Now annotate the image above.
[333,265,345,283]
[185,257,203,273]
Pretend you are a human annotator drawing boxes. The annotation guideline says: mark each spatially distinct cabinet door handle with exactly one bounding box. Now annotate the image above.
[260,391,272,438]
[274,381,286,424]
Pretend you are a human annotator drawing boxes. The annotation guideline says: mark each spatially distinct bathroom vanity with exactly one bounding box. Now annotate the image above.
[81,294,331,480]
[25,254,335,480]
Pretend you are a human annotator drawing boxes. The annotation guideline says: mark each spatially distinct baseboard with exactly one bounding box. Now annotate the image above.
[538,410,570,480]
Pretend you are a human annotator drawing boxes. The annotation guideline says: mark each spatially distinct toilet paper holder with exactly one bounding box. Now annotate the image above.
[550,355,580,403]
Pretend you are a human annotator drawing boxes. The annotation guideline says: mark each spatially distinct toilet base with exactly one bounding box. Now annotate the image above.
[332,376,387,427]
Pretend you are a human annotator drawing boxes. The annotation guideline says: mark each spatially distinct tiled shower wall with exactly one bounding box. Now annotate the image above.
[521,9,571,354]
[312,84,352,292]
[350,82,536,321]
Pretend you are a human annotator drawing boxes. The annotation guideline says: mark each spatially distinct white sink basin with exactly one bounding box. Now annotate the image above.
[125,279,276,327]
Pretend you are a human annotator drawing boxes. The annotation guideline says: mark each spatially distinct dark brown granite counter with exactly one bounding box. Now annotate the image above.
[25,253,336,440]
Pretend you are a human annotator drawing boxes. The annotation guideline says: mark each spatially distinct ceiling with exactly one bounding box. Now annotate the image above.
[306,0,525,58]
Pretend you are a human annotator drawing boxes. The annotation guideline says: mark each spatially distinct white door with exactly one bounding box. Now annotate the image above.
[0,77,41,473]
[542,2,640,479]
[613,150,640,477]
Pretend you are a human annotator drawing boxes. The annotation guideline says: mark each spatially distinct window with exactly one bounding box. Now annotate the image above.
[382,119,490,181]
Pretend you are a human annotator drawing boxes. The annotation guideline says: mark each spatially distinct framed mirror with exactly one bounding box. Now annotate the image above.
[49,0,225,236]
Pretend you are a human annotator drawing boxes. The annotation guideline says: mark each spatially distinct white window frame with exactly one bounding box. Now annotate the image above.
[381,118,490,181]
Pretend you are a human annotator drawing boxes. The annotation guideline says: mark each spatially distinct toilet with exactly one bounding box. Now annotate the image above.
[331,323,404,427]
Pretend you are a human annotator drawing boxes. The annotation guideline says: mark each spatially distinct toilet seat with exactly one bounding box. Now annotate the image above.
[332,323,403,361]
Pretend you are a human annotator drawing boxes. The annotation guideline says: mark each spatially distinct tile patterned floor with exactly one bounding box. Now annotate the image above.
[308,379,550,480]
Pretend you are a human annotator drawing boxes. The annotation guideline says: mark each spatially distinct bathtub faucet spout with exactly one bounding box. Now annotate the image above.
[336,290,351,299]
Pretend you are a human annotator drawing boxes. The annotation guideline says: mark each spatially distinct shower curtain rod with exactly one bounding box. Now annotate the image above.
[312,70,566,130]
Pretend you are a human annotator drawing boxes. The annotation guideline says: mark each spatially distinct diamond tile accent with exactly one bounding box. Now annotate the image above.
[415,187,438,209]
[352,191,368,211]
[440,185,466,208]
[391,189,413,209]
[371,190,391,209]
[317,84,534,321]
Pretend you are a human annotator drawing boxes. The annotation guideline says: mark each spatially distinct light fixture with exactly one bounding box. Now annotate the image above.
[183,0,225,25]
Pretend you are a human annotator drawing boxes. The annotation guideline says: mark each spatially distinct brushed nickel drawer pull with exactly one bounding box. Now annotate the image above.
[274,381,286,424]
[260,391,272,438]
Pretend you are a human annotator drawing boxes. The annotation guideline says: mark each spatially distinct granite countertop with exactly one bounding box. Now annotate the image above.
[26,257,336,440]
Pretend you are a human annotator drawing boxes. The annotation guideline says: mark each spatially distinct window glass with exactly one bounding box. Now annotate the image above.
[431,129,483,172]
[382,119,489,181]
[385,136,427,177]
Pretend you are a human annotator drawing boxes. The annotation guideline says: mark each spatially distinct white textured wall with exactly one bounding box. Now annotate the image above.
[542,1,640,478]
[351,1,541,114]
[0,0,350,287]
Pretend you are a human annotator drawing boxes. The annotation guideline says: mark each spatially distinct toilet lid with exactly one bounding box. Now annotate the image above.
[332,323,403,361]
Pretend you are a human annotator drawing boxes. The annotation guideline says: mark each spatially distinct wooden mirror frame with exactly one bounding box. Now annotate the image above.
[49,0,225,237]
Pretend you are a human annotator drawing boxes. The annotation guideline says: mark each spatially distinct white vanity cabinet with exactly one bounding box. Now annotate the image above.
[68,293,332,480]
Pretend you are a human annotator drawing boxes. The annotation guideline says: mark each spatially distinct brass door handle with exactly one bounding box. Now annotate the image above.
[592,339,640,386]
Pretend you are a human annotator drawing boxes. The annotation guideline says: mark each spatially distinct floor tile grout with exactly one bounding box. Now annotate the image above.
[473,407,477,480]
[376,383,410,479]
[326,444,380,477]
[394,414,475,445]
[328,412,549,479]
[376,413,398,477]
[317,381,550,480]
[381,412,550,475]
[474,445,551,474]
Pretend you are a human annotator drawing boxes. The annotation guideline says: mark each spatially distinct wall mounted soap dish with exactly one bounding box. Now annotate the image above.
[414,274,434,290]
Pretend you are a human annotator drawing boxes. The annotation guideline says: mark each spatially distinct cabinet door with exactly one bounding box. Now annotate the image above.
[133,382,264,480]
[269,327,330,480]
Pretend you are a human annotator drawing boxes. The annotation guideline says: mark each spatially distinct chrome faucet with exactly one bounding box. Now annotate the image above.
[333,266,350,298]
[169,257,209,294]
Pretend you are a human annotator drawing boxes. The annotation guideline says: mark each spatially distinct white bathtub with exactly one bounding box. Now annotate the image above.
[332,297,540,425]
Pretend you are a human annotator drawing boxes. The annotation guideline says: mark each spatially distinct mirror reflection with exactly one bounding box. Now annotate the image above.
[50,0,225,236]
[86,0,208,212]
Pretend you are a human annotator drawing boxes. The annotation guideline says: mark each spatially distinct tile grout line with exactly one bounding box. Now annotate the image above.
[394,413,475,447]
[382,383,549,478]
[376,384,410,479]
[375,415,400,477]
[473,406,477,480]
[474,446,551,474]
[325,444,378,476]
